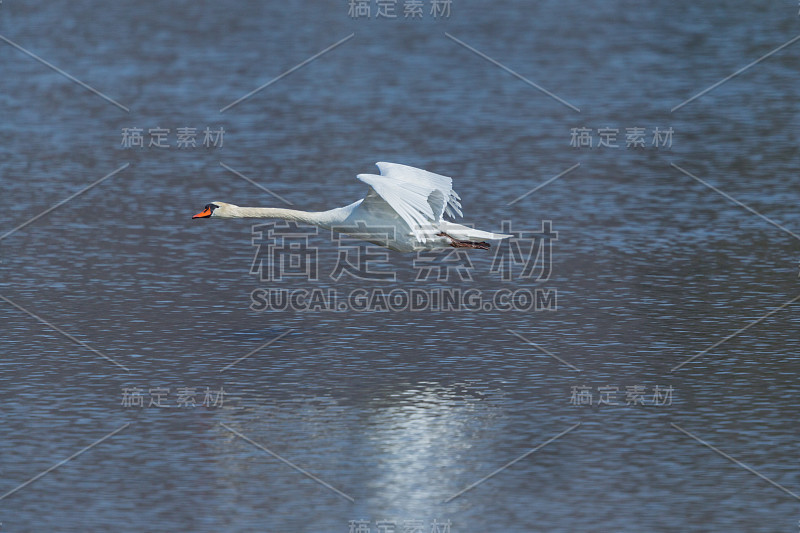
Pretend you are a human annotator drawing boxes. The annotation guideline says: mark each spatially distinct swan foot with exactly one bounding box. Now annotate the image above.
[436,232,491,250]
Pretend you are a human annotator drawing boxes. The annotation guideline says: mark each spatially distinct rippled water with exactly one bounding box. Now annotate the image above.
[1,1,799,531]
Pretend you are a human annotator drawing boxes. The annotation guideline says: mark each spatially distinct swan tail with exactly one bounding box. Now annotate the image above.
[439,222,512,241]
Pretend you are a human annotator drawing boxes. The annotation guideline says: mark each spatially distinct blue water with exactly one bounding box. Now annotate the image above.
[1,1,799,531]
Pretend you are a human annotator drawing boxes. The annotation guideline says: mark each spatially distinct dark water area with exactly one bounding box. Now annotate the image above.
[1,1,799,531]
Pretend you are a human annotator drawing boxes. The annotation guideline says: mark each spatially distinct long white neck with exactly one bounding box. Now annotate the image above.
[229,207,322,223]
[220,203,359,228]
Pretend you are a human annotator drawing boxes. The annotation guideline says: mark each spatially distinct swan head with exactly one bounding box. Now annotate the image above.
[192,202,237,219]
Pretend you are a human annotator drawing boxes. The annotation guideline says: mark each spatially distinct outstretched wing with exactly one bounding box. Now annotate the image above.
[356,162,463,241]
[375,162,462,220]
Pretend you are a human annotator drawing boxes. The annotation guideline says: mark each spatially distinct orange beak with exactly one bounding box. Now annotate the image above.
[192,207,213,219]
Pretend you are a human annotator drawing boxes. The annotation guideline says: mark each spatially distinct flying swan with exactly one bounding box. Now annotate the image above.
[193,162,511,252]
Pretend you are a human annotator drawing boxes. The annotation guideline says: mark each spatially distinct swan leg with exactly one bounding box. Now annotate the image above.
[436,232,491,250]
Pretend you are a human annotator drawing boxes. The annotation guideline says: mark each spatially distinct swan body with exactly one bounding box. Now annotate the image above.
[193,162,511,252]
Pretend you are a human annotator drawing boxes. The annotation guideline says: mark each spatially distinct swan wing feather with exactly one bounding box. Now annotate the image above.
[374,162,463,220]
[357,173,437,241]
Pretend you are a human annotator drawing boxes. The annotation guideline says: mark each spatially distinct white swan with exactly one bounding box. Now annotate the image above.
[192,162,511,252]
